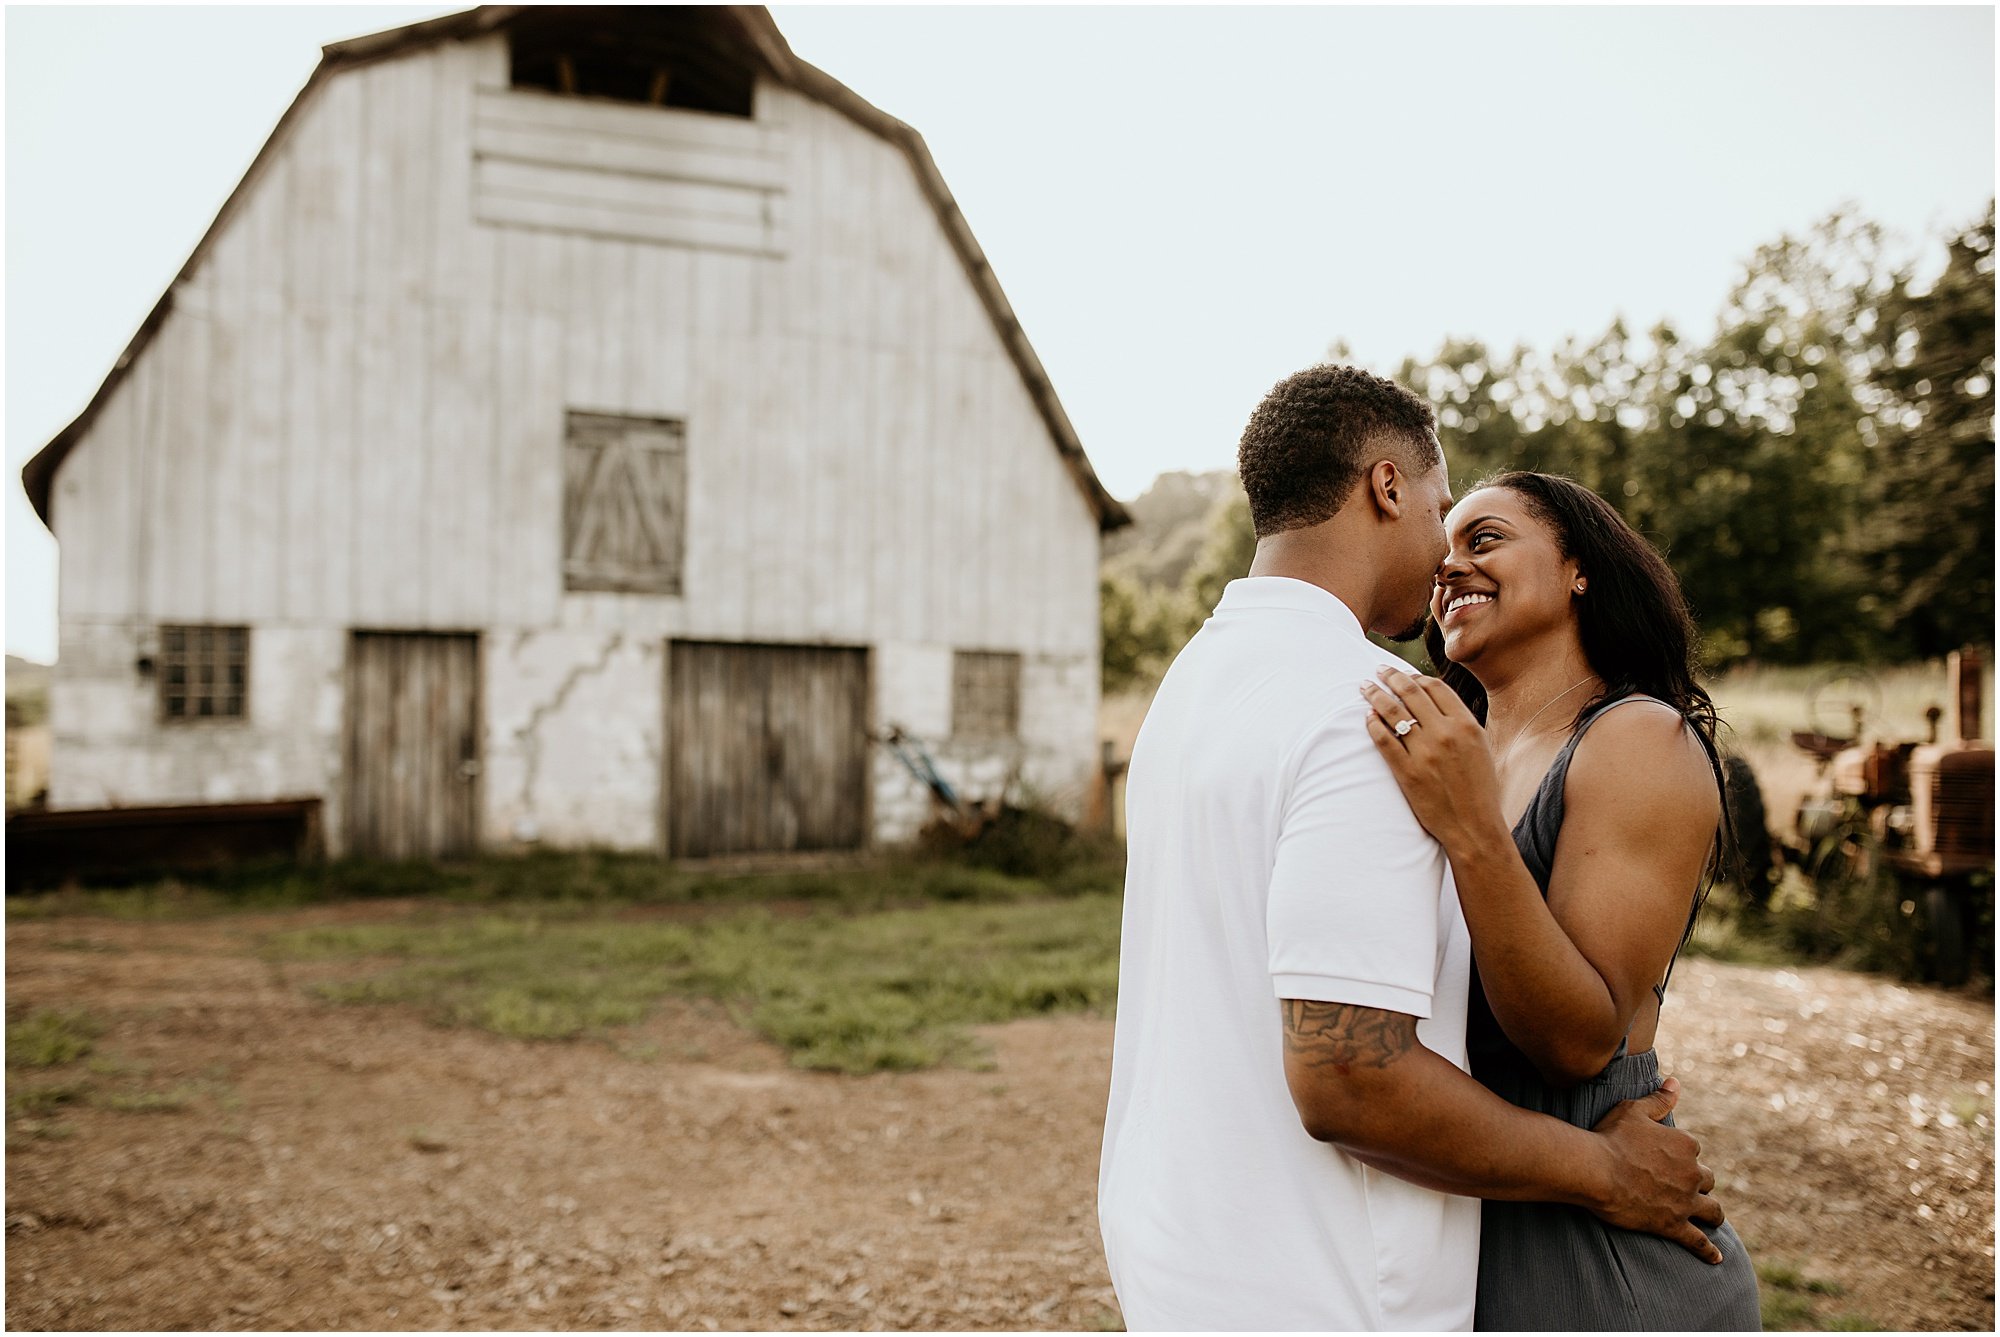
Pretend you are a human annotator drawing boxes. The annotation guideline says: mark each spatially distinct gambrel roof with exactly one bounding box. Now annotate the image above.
[22,5,1129,532]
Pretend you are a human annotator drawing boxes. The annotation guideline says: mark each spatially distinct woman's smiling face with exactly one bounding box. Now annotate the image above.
[1430,486,1584,666]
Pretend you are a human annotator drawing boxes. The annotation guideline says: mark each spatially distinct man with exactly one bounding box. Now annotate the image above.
[1097,364,1722,1330]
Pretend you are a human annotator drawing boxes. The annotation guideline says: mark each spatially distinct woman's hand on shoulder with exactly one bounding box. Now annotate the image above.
[1359,664,1509,852]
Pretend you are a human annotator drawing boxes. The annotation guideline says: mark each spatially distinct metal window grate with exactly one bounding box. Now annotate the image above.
[160,625,248,723]
[952,650,1021,740]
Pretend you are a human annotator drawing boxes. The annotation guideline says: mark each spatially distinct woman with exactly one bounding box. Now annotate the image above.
[1359,470,1761,1331]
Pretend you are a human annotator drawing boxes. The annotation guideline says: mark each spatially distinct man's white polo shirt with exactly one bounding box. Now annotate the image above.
[1098,576,1478,1331]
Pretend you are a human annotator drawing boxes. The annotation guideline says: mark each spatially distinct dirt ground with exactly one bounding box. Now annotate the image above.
[7,905,1994,1332]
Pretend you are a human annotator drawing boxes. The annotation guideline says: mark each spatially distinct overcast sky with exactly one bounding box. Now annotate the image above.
[6,4,1993,663]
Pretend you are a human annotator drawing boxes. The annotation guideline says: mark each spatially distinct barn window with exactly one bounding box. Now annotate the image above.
[159,625,248,723]
[508,10,756,118]
[563,411,688,595]
[952,651,1021,740]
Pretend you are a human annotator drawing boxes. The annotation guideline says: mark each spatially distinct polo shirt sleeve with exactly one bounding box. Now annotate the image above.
[1267,697,1448,1018]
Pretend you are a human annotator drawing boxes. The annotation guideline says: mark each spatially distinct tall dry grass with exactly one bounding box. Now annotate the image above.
[1706,659,1993,750]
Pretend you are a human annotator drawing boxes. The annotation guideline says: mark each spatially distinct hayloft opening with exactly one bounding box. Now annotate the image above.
[507,9,756,118]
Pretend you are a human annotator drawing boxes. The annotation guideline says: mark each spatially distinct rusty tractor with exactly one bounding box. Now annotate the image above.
[1785,650,1994,985]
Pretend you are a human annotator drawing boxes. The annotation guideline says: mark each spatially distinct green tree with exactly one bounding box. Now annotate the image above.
[1390,207,1970,668]
[1111,203,1992,684]
[1632,304,1871,665]
[1182,487,1256,623]
[1673,213,1899,662]
[1853,203,1996,656]
[1101,573,1180,695]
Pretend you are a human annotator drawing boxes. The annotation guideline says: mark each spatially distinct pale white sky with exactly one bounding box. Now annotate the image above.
[6,4,1993,663]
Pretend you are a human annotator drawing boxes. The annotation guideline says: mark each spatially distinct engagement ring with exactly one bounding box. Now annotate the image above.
[1394,718,1417,737]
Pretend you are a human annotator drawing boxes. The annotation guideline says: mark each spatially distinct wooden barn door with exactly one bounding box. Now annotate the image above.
[666,642,869,858]
[345,632,481,859]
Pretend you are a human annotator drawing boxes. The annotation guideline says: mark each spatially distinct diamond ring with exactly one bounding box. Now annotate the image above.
[1394,718,1418,738]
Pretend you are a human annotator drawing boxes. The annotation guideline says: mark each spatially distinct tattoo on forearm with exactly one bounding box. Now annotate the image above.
[1282,1000,1417,1070]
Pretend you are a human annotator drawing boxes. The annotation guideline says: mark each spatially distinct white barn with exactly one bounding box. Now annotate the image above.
[23,5,1127,860]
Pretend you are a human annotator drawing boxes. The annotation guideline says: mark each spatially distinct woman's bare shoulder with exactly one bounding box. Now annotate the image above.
[1567,699,1719,818]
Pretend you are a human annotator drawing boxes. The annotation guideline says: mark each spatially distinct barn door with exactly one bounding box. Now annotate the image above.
[345,632,481,858]
[666,642,869,858]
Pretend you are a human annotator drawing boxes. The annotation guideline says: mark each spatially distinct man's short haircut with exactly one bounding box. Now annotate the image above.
[1237,364,1441,538]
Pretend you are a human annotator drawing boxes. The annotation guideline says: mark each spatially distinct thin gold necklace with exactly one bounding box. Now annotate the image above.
[1493,674,1598,769]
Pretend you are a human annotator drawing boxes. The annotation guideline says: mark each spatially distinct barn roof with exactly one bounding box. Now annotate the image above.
[22,5,1130,533]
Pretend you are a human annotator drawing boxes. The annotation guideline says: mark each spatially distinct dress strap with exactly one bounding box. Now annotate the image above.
[1529,693,1664,831]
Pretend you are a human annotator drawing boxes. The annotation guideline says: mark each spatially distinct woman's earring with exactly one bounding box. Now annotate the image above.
[1573,581,1586,594]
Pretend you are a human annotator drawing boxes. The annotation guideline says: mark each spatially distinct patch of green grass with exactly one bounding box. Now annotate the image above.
[692,900,1122,1072]
[8,1119,76,1144]
[6,878,239,921]
[294,914,689,1041]
[268,893,1123,1072]
[1760,857,1965,981]
[1761,1288,1816,1330]
[1681,862,1979,984]
[1825,1312,1880,1330]
[86,1055,151,1079]
[1757,1261,1805,1290]
[7,847,1125,919]
[7,1079,89,1118]
[6,1008,102,1068]
[1681,890,1795,967]
[93,1085,198,1114]
[1946,1090,1991,1126]
[97,1073,234,1115]
[613,1037,662,1063]
[1679,876,1861,972]
[1756,1259,1860,1331]
[1757,1260,1845,1296]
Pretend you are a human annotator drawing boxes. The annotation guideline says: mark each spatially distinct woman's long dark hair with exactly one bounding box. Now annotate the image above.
[1423,470,1735,946]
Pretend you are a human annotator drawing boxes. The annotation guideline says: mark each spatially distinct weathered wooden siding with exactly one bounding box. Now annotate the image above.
[471,87,789,256]
[49,27,1102,849]
[344,631,481,857]
[55,37,1096,651]
[665,641,869,857]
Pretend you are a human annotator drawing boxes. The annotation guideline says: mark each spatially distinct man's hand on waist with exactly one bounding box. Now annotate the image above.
[1580,1077,1727,1264]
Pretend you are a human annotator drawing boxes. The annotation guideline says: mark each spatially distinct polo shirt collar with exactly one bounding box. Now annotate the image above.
[1215,577,1366,641]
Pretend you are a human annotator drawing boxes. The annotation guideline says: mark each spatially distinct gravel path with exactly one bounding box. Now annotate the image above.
[6,908,1992,1331]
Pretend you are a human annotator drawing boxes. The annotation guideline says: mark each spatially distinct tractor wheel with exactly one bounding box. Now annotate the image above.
[1722,754,1776,909]
[1807,670,1883,739]
[1804,827,1878,958]
[1923,885,1969,987]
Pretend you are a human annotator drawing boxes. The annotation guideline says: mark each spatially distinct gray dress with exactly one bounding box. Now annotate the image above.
[1470,694,1761,1331]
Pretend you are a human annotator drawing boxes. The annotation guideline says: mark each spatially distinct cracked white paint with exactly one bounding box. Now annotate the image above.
[485,631,662,851]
